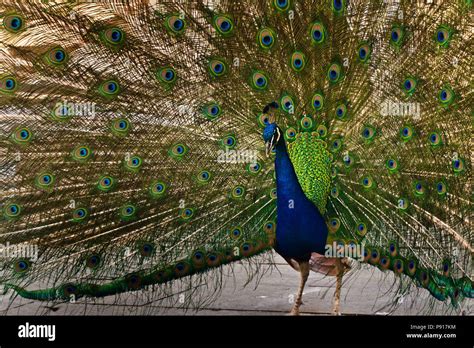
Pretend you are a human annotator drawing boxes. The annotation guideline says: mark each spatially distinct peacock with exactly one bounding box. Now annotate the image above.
[0,0,472,316]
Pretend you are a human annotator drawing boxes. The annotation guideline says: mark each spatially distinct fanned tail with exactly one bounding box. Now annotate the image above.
[0,0,472,312]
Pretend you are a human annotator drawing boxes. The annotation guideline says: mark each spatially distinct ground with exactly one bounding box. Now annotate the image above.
[1,252,472,315]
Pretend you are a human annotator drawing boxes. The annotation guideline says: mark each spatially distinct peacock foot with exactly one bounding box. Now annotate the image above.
[290,307,300,316]
[290,299,303,315]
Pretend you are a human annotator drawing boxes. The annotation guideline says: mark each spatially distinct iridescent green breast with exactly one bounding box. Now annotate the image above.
[287,132,332,214]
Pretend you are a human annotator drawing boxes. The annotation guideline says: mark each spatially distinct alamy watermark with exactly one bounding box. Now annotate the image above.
[217,148,258,164]
[0,242,38,262]
[54,100,96,117]
[380,99,420,119]
[324,241,365,261]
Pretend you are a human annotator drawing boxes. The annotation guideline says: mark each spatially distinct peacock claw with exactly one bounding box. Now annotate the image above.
[290,308,300,316]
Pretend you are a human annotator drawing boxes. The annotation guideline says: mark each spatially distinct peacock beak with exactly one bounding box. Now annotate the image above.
[265,137,274,157]
[265,128,280,157]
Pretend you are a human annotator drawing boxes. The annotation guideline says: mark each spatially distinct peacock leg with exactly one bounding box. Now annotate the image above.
[333,258,344,315]
[290,260,310,316]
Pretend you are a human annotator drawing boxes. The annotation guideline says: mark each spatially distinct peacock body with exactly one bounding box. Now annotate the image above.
[0,0,472,314]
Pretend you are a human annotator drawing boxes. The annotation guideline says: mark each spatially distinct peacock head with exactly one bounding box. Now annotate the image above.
[262,101,281,156]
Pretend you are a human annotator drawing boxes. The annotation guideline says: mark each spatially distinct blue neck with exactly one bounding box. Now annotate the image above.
[275,139,304,214]
[273,136,328,259]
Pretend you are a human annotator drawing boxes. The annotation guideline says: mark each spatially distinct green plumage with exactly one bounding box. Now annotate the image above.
[0,0,472,313]
[288,132,332,214]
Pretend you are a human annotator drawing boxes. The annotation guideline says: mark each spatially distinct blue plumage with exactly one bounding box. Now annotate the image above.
[263,123,328,261]
[274,137,328,260]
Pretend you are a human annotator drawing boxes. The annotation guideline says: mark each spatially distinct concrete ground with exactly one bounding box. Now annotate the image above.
[1,253,472,316]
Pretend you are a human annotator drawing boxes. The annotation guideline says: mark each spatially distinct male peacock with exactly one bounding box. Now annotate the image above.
[0,0,472,315]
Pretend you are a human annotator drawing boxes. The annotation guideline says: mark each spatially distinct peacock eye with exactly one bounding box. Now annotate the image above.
[313,30,322,40]
[7,204,20,215]
[333,0,343,11]
[334,103,347,119]
[99,80,120,97]
[165,70,174,80]
[4,14,24,33]
[14,259,30,273]
[6,79,15,89]
[166,15,186,34]
[110,29,122,42]
[310,21,326,44]
[157,67,177,85]
[20,129,29,139]
[404,80,411,90]
[250,71,268,90]
[437,31,445,42]
[214,15,234,35]
[19,261,27,269]
[209,59,227,77]
[1,75,19,94]
[357,42,371,62]
[274,0,290,11]
[311,92,324,112]
[390,25,405,47]
[102,27,125,46]
[290,51,306,71]
[173,19,183,30]
[258,28,276,49]
[328,63,342,82]
[435,25,452,47]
